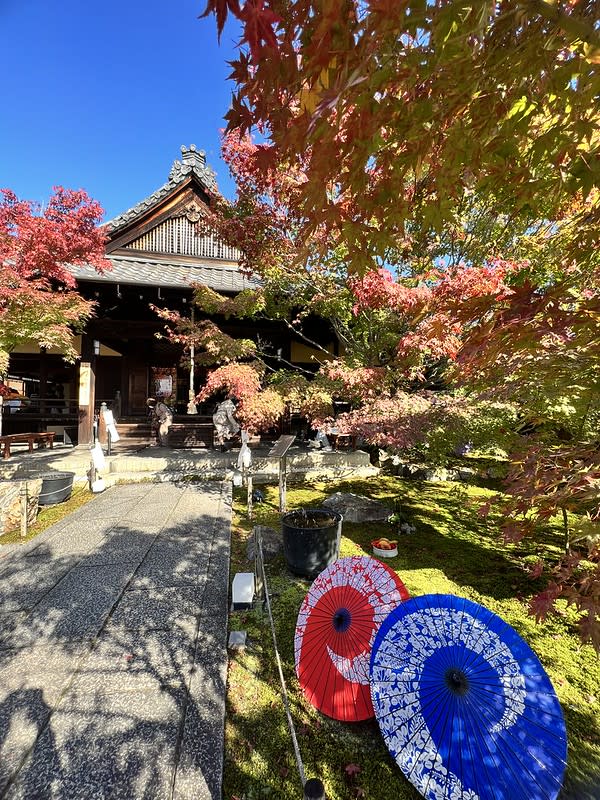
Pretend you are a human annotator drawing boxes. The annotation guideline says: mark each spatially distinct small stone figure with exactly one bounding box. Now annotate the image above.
[146,397,173,446]
[213,397,240,448]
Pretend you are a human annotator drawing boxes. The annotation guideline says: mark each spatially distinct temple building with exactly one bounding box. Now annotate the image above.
[4,146,335,444]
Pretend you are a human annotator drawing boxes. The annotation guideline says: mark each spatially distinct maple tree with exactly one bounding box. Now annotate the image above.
[203,0,600,272]
[0,187,110,434]
[157,130,600,642]
[447,231,600,647]
[0,187,109,371]
[195,2,600,644]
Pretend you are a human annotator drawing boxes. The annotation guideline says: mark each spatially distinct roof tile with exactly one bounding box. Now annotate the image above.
[68,255,260,294]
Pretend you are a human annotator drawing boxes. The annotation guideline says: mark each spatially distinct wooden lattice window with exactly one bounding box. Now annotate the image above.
[126,216,240,260]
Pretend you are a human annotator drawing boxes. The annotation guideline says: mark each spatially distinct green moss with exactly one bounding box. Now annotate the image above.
[0,484,94,546]
[225,477,600,800]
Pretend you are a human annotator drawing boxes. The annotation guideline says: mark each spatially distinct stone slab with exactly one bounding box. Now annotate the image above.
[0,611,27,647]
[174,615,227,800]
[5,563,135,648]
[66,487,153,520]
[322,491,392,522]
[69,627,196,694]
[79,526,157,567]
[108,585,206,632]
[0,555,77,613]
[159,518,211,540]
[24,522,115,560]
[130,542,210,588]
[0,643,89,794]
[4,689,183,800]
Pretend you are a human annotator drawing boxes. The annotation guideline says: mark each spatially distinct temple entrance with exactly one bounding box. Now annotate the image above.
[128,365,149,415]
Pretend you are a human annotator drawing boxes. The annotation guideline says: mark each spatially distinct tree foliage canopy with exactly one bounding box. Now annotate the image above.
[0,187,109,372]
[204,0,600,270]
[198,0,600,645]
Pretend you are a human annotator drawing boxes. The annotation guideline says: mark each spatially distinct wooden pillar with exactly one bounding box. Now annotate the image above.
[78,335,97,446]
[120,355,130,416]
[188,306,196,413]
[39,347,48,416]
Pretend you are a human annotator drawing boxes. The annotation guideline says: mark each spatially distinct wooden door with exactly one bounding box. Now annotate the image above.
[128,365,148,415]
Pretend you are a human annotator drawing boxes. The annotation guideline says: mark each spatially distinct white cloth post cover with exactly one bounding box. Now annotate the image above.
[237,430,252,470]
[91,443,106,472]
[102,409,120,442]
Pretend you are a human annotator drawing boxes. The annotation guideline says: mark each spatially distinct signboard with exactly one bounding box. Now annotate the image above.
[268,435,296,459]
[79,362,91,406]
[156,376,172,397]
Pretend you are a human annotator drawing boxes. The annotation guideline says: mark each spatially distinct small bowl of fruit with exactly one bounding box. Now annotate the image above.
[371,537,398,558]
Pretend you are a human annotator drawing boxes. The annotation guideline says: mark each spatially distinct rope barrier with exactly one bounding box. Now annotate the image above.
[257,532,307,789]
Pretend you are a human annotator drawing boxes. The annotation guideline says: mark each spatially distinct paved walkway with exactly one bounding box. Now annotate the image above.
[0,481,232,800]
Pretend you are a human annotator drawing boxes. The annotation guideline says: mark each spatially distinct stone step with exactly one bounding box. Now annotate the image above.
[106,448,377,481]
[0,445,378,484]
[103,463,378,487]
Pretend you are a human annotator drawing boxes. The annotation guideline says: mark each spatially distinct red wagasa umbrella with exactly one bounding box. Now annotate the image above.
[294,555,409,721]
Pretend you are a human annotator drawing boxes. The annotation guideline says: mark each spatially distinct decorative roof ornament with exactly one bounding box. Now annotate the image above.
[106,144,218,234]
[169,145,217,192]
[183,200,203,224]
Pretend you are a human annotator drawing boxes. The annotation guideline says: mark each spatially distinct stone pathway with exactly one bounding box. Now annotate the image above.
[0,482,231,800]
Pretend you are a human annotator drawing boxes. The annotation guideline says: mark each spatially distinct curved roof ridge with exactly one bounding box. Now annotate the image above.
[106,145,218,234]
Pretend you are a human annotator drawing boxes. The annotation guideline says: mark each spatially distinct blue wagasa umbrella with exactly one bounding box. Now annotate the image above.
[370,594,567,800]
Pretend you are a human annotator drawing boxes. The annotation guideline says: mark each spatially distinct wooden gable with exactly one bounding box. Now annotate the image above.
[124,205,240,261]
[105,146,240,263]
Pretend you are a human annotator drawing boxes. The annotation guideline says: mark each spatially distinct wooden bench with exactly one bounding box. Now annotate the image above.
[0,431,56,460]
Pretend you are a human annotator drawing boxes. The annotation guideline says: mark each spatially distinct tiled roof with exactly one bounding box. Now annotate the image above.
[106,145,218,235]
[68,255,260,293]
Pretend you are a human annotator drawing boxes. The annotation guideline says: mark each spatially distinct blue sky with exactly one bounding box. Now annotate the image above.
[0,0,241,221]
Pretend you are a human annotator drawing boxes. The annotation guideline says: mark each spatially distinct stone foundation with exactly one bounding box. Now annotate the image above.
[0,478,42,536]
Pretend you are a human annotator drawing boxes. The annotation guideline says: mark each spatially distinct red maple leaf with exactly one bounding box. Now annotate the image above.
[225,92,255,136]
[238,0,281,62]
[344,763,361,778]
[529,584,561,622]
[579,612,600,652]
[227,52,252,84]
[528,558,545,580]
[200,0,242,40]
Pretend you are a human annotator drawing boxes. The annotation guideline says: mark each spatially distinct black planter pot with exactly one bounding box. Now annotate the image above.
[38,472,75,506]
[281,508,343,578]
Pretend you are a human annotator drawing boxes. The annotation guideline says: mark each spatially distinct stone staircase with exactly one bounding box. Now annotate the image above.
[111,417,214,450]
[112,420,152,449]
